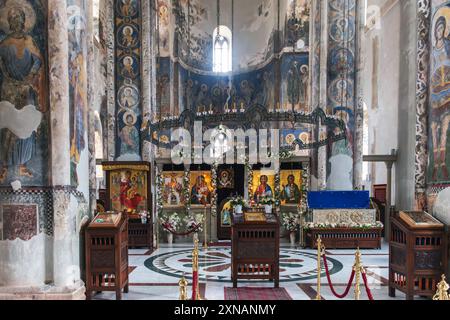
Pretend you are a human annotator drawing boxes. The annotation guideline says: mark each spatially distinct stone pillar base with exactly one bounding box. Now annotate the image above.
[0,282,86,300]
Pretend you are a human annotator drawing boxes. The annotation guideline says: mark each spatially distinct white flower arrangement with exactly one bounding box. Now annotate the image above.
[160,212,181,232]
[281,212,300,232]
[183,213,204,233]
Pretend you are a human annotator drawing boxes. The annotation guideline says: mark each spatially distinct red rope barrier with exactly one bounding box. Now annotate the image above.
[361,272,375,300]
[191,270,199,300]
[323,254,355,299]
[162,222,202,236]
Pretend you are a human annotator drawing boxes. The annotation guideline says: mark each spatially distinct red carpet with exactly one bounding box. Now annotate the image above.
[224,287,292,300]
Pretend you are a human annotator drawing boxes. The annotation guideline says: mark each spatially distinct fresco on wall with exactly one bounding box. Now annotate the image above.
[175,53,308,114]
[235,0,276,71]
[157,57,171,117]
[285,0,311,49]
[172,0,212,71]
[281,53,309,111]
[178,60,277,113]
[429,3,450,185]
[0,0,48,186]
[67,0,88,186]
[115,0,142,161]
[158,0,171,57]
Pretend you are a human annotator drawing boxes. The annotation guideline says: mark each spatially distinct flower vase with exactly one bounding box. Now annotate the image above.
[141,217,147,224]
[235,205,243,215]
[290,232,296,246]
[264,205,273,214]
[167,233,174,245]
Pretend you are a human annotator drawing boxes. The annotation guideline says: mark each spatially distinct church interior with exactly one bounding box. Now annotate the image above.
[0,0,449,302]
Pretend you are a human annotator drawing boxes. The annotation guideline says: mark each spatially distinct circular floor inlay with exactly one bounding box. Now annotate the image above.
[144,248,343,283]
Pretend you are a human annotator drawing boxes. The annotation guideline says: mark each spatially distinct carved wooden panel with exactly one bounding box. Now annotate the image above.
[91,250,115,269]
[414,251,442,270]
[391,246,406,267]
[237,242,276,260]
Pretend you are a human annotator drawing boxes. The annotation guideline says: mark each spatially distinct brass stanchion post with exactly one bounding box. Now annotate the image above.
[353,248,362,300]
[178,276,188,300]
[203,205,208,250]
[316,235,324,300]
[433,275,450,300]
[192,239,202,300]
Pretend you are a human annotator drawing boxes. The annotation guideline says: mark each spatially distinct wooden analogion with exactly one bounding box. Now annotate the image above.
[389,211,447,300]
[231,209,280,288]
[85,212,129,300]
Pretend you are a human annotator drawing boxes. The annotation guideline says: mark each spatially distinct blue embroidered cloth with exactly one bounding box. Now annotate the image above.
[307,191,370,209]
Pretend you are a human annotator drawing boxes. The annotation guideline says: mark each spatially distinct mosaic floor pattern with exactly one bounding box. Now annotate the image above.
[144,247,343,283]
[93,242,415,300]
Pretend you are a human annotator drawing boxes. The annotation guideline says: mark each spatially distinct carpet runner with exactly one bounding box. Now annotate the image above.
[224,287,292,300]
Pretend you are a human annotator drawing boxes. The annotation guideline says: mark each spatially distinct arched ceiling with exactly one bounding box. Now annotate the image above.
[157,0,311,73]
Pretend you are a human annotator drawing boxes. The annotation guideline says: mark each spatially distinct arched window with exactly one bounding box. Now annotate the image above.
[94,111,104,180]
[213,25,232,73]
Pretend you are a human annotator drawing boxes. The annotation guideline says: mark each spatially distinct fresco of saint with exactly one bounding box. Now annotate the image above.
[287,61,301,108]
[0,5,46,183]
[430,13,450,182]
[120,26,137,48]
[121,0,137,17]
[122,56,137,78]
[67,4,87,186]
[119,112,139,156]
[120,86,138,109]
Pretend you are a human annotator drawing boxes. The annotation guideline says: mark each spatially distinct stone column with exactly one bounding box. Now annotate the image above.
[353,0,366,190]
[49,1,71,187]
[48,0,85,297]
[326,0,358,191]
[316,0,328,191]
[210,163,218,242]
[87,0,97,217]
[155,163,164,247]
[141,0,155,162]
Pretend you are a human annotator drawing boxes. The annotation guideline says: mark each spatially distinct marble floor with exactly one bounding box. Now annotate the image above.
[93,241,412,300]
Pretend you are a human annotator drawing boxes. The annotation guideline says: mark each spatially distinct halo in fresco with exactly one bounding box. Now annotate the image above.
[330,47,355,76]
[329,78,354,106]
[0,0,36,34]
[123,110,137,126]
[120,54,140,79]
[432,6,450,43]
[117,24,139,48]
[329,16,356,43]
[118,84,140,109]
